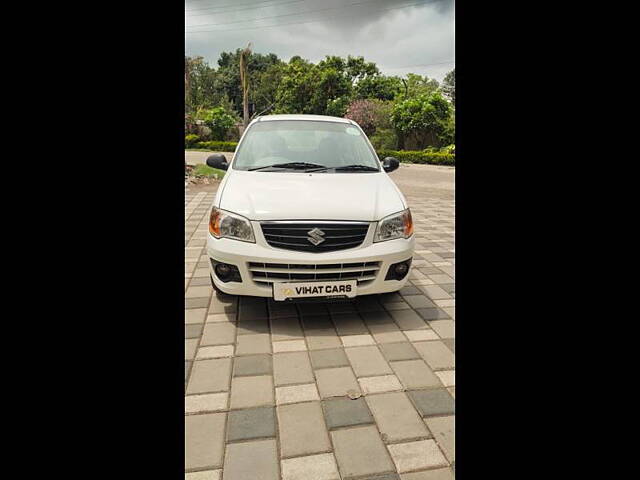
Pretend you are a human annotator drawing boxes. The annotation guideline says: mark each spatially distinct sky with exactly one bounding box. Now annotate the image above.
[185,0,455,81]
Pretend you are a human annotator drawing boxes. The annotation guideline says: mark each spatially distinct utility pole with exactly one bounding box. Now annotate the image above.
[239,43,252,129]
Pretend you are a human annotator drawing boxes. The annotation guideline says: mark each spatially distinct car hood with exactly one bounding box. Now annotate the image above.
[218,170,406,221]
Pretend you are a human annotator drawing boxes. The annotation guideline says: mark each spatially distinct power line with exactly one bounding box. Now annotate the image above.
[185,0,305,17]
[185,0,446,34]
[185,0,302,14]
[186,0,394,29]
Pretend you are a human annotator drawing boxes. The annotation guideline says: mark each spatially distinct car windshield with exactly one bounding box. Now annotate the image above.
[232,120,380,172]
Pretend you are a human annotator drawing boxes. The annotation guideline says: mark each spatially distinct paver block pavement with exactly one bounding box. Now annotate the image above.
[387,439,449,473]
[273,351,314,386]
[281,453,340,480]
[309,348,350,369]
[425,415,455,464]
[232,354,272,377]
[358,375,404,395]
[331,425,395,478]
[277,401,332,458]
[201,323,236,346]
[222,438,279,480]
[185,470,222,480]
[345,345,393,377]
[413,341,455,370]
[276,383,320,405]
[315,367,361,398]
[390,360,443,389]
[187,358,232,395]
[229,375,274,409]
[235,333,271,355]
[322,397,374,429]
[365,392,431,443]
[400,468,454,480]
[380,342,421,361]
[407,389,455,417]
[185,413,226,471]
[226,406,276,442]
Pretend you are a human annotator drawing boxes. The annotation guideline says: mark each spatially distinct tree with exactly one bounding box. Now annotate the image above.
[354,75,403,101]
[195,106,237,141]
[344,99,388,136]
[401,73,440,98]
[239,43,252,128]
[441,68,455,104]
[391,92,452,149]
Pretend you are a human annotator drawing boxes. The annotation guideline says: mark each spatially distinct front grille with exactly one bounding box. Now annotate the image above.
[260,222,370,252]
[248,261,381,287]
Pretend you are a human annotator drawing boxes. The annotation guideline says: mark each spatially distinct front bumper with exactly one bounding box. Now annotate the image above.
[207,222,414,299]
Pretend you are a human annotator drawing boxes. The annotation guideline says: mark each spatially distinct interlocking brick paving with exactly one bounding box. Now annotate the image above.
[185,183,455,479]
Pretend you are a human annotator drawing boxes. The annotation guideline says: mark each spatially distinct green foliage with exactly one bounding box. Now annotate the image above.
[195,107,238,141]
[185,134,200,148]
[377,149,455,166]
[191,163,227,179]
[369,128,398,150]
[441,69,455,104]
[192,141,238,152]
[391,92,452,149]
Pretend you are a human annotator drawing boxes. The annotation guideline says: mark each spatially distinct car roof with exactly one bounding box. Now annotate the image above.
[255,114,353,124]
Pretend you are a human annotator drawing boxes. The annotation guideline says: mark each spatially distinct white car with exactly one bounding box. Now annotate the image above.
[205,114,414,301]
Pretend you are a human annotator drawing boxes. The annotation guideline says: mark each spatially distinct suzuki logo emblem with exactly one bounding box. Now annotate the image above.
[307,228,326,245]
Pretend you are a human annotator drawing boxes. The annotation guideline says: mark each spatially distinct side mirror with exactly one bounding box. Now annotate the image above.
[206,154,229,171]
[382,157,399,173]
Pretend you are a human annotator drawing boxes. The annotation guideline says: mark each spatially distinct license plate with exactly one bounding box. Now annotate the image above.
[273,280,357,301]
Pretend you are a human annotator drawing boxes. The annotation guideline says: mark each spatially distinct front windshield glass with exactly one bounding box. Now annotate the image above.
[232,120,380,171]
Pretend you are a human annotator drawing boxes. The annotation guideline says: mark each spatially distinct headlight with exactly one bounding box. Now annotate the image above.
[374,208,413,242]
[209,207,255,243]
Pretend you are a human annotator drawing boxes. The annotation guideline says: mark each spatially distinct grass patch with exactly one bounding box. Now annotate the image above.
[191,164,226,179]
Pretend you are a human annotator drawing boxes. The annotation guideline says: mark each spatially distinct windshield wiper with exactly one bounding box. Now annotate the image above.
[331,164,379,172]
[248,162,327,171]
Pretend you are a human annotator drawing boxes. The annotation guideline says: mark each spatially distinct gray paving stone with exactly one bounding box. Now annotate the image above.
[301,315,334,330]
[222,438,279,480]
[407,388,455,417]
[345,346,393,377]
[226,406,276,442]
[425,415,455,464]
[315,367,360,398]
[322,397,374,429]
[442,338,455,353]
[187,358,232,394]
[390,360,442,389]
[365,392,430,443]
[229,375,274,409]
[389,309,428,330]
[402,295,437,309]
[416,308,451,321]
[236,333,271,355]
[278,401,332,458]
[273,351,314,386]
[236,317,270,335]
[332,313,369,335]
[380,342,421,361]
[331,425,395,478]
[309,348,350,369]
[270,317,303,341]
[233,354,272,377]
[186,297,211,309]
[413,341,455,370]
[189,276,211,286]
[185,361,191,382]
[201,323,236,346]
[185,412,226,471]
[418,285,451,300]
[185,323,204,339]
[305,329,343,350]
